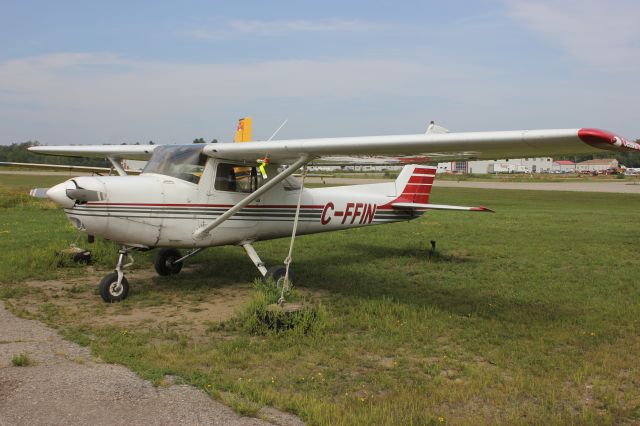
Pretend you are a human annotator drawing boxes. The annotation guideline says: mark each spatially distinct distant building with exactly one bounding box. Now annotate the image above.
[551,160,576,173]
[575,159,619,173]
[437,157,553,174]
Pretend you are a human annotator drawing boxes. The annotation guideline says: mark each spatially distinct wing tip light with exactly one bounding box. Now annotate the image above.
[578,128,640,152]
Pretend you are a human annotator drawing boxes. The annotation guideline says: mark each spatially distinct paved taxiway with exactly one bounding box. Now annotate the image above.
[0,302,301,426]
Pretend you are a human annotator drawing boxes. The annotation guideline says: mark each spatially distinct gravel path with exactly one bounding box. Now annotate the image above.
[0,301,302,426]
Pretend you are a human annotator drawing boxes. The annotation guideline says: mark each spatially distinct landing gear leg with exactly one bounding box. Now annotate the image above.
[242,243,268,277]
[99,247,134,303]
[241,243,295,300]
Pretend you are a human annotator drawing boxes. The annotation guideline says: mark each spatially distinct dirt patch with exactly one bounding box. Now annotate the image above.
[12,268,258,337]
[101,284,254,331]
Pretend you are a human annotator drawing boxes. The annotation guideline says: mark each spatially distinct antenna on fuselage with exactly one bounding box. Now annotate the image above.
[267,119,289,142]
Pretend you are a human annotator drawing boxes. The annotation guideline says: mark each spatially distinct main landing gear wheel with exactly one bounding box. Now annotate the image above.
[154,248,183,276]
[265,265,295,291]
[99,271,129,303]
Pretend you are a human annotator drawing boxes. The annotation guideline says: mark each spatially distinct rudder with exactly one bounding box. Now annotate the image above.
[394,165,436,204]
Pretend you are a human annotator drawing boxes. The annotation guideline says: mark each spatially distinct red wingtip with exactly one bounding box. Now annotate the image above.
[578,128,640,152]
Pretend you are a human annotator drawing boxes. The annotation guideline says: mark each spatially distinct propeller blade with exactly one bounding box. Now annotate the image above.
[29,188,50,198]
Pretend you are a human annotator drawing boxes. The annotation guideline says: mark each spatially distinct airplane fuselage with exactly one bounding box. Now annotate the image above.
[50,159,425,248]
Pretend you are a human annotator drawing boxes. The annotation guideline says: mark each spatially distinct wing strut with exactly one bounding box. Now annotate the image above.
[193,155,311,240]
[108,157,127,176]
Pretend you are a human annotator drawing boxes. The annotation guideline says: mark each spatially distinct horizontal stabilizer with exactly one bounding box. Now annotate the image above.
[392,202,494,212]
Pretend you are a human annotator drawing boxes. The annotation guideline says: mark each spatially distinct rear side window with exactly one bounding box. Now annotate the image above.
[214,163,260,193]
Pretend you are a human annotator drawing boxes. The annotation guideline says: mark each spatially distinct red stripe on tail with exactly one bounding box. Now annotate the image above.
[397,166,436,204]
[414,167,436,175]
[408,175,435,184]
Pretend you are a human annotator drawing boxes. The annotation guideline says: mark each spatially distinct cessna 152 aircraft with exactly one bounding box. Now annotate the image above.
[13,118,640,302]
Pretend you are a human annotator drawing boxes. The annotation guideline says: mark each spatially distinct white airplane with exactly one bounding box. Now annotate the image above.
[20,119,640,302]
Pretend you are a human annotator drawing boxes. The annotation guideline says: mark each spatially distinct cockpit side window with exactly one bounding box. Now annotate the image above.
[142,145,207,184]
[214,163,260,193]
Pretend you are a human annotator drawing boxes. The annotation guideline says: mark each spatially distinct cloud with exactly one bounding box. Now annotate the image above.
[184,18,388,40]
[502,0,640,69]
[1,51,638,145]
[0,53,463,144]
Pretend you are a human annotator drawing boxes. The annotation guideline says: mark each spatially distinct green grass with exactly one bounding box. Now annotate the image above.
[0,173,75,189]
[1,179,640,424]
[11,353,33,366]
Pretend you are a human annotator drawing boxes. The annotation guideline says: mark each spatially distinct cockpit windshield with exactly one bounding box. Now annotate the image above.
[142,145,207,184]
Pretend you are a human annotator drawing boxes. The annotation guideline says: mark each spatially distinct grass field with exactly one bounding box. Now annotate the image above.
[1,173,640,425]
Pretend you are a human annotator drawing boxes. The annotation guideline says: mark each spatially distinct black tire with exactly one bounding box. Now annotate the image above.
[264,265,295,289]
[99,271,129,303]
[154,248,183,276]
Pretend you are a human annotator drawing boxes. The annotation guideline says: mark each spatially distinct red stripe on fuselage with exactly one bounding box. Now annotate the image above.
[85,202,324,209]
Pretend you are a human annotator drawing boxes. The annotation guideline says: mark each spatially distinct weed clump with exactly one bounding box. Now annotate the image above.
[11,353,32,367]
[232,279,326,336]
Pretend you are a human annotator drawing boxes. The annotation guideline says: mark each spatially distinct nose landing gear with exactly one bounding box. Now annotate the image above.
[99,272,129,302]
[99,247,134,303]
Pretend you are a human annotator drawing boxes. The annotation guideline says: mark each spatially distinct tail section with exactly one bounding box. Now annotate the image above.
[234,117,252,142]
[394,165,436,204]
[391,164,493,213]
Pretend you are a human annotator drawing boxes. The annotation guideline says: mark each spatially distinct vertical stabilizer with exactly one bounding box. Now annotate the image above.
[394,165,436,204]
[234,117,253,142]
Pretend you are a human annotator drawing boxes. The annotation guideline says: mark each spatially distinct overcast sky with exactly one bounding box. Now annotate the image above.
[1,0,638,145]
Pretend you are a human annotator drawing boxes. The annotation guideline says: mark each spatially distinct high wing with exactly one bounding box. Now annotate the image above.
[0,162,141,174]
[202,128,640,164]
[21,128,638,166]
[27,144,157,160]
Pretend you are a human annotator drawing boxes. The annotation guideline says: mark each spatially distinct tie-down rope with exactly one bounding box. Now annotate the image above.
[280,165,308,304]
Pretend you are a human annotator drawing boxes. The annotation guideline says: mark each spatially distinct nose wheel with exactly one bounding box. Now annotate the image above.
[99,247,134,303]
[99,272,129,302]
